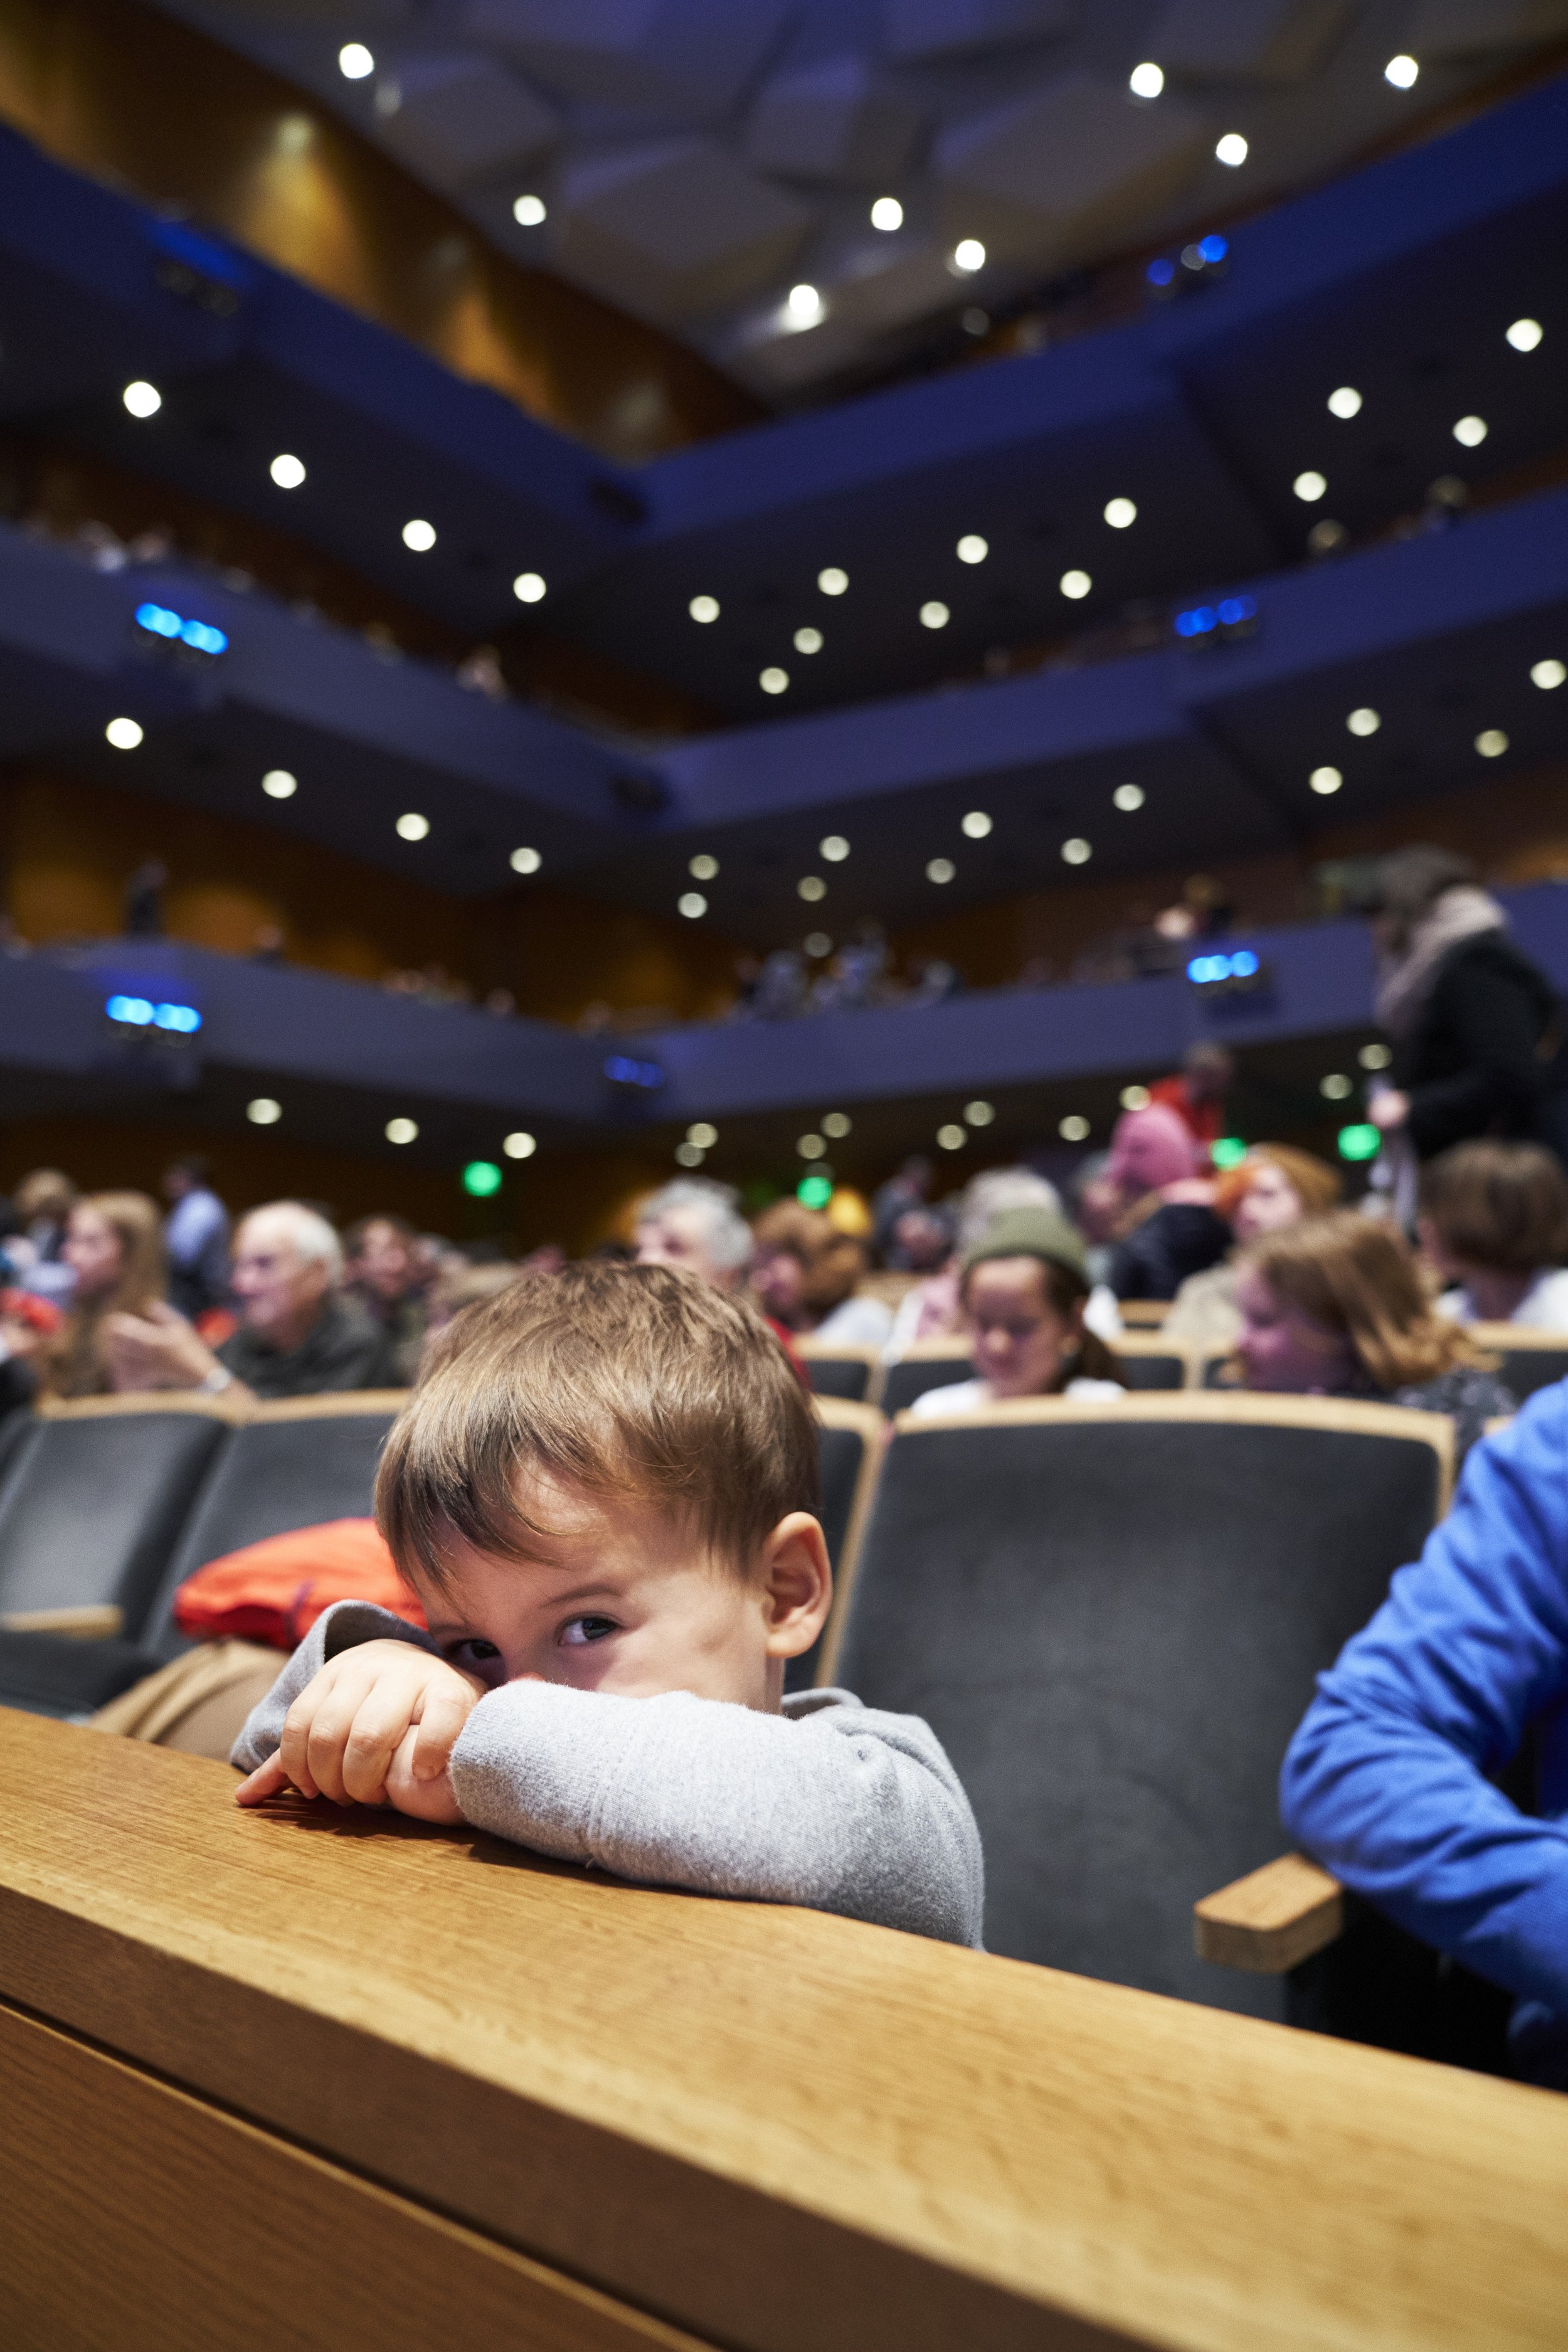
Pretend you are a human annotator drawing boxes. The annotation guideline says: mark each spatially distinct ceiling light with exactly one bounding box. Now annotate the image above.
[1061,837,1091,864]
[961,810,992,838]
[105,716,143,749]
[794,625,823,654]
[1327,387,1362,419]
[246,1097,281,1125]
[504,1131,536,1158]
[1476,729,1508,758]
[956,534,988,564]
[926,857,955,884]
[1120,1084,1150,1111]
[1507,317,1543,353]
[965,1100,994,1126]
[1059,569,1091,599]
[870,196,903,231]
[401,518,436,551]
[1308,519,1347,553]
[787,283,823,324]
[819,835,849,861]
[1103,497,1137,529]
[920,600,950,628]
[1452,415,1488,447]
[1113,782,1144,811]
[760,666,789,694]
[952,239,985,273]
[1346,708,1380,737]
[822,1111,851,1138]
[396,812,430,840]
[510,845,541,874]
[804,931,832,958]
[689,594,719,623]
[1532,658,1565,689]
[385,1116,418,1144]
[1215,133,1248,167]
[1310,765,1343,794]
[678,891,707,918]
[936,1123,967,1150]
[262,768,297,799]
[1059,1113,1089,1142]
[1320,1074,1352,1101]
[1384,54,1418,88]
[675,1142,705,1167]
[1293,470,1327,502]
[797,1133,826,1159]
[817,567,848,596]
[1359,1043,1392,1071]
[339,42,374,78]
[270,453,305,489]
[687,1121,718,1148]
[122,380,161,418]
[689,852,718,880]
[512,571,546,603]
[512,194,546,226]
[1129,61,1163,98]
[798,874,826,901]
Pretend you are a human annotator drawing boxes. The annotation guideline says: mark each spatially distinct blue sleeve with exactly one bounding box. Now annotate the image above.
[1279,1383,1568,2013]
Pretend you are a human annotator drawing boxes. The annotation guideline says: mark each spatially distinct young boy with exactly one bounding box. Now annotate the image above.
[233,1261,983,1948]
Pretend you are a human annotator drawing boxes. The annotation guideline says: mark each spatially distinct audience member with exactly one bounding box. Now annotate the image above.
[884,1166,1066,1354]
[34,1192,167,1401]
[633,1178,752,1293]
[162,1155,231,1321]
[6,1167,78,1304]
[1149,1044,1234,1152]
[1366,846,1568,1183]
[906,1207,1125,1418]
[872,1155,933,1263]
[1419,1141,1568,1331]
[103,1200,400,1402]
[1281,1385,1568,2087]
[231,1263,984,1947]
[1103,1104,1229,1302]
[1232,1211,1513,1459]
[1165,1145,1342,1350]
[750,1202,893,1348]
[344,1214,428,1381]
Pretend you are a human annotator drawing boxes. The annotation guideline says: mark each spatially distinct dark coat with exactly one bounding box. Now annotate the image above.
[1394,933,1568,1164]
[1108,1202,1230,1303]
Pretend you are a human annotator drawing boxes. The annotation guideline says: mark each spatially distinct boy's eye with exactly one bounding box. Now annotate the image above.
[560,1614,618,1647]
[452,1638,501,1663]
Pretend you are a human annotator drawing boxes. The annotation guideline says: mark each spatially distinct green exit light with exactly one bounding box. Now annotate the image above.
[1337,1123,1380,1163]
[1210,1136,1248,1169]
[462,1159,503,1197]
[797,1173,834,1209]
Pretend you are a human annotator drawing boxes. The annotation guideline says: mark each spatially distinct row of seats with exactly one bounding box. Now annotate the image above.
[0,1383,1499,2063]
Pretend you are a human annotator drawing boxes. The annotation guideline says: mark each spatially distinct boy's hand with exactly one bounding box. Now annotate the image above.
[235,1640,481,1823]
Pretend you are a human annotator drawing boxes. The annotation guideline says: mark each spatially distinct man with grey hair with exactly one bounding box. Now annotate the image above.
[104,1199,400,1401]
[633,1178,752,1293]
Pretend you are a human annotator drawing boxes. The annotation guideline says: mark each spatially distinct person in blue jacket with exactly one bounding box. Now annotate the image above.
[1281,1378,1568,2087]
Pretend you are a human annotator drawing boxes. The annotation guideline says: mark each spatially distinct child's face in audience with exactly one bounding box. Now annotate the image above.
[1234,1269,1355,1393]
[1231,1162,1304,1242]
[967,1257,1081,1397]
[63,1207,124,1301]
[406,1480,830,1714]
[751,1244,806,1323]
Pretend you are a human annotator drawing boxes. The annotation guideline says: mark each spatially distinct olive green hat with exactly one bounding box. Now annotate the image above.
[961,1204,1089,1285]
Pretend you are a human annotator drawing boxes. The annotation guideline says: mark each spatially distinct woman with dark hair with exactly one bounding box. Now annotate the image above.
[1420,1139,1568,1330]
[1233,1210,1513,1459]
[1366,845,1568,1173]
[905,1207,1126,1417]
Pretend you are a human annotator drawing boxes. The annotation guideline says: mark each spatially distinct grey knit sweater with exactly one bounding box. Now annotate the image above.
[233,1599,984,1948]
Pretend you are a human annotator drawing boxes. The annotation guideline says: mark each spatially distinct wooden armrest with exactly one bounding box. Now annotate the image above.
[1194,1853,1343,1973]
[0,1604,125,1640]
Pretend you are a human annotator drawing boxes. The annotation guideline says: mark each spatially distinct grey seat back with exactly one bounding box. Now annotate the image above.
[830,1394,1449,2020]
[0,1398,240,1634]
[1465,1331,1568,1405]
[788,1399,884,1695]
[1112,1339,1193,1391]
[797,1345,878,1403]
[879,1353,972,1416]
[140,1393,408,1659]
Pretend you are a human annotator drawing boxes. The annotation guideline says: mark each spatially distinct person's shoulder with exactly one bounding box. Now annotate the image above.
[1519,1270,1568,1330]
[1065,1376,1125,1400]
[904,1376,987,1418]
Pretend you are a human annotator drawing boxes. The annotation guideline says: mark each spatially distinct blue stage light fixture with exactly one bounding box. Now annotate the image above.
[1146,258,1175,287]
[154,1002,202,1032]
[1175,607,1216,638]
[135,601,228,657]
[1175,594,1257,647]
[1216,595,1256,626]
[106,993,154,1024]
[604,1054,664,1089]
[1197,235,1227,263]
[135,602,181,638]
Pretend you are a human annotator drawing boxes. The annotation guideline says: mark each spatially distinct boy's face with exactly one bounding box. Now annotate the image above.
[408,1479,830,1715]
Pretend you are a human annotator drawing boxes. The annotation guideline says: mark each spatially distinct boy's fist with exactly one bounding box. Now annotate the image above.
[235,1639,481,1822]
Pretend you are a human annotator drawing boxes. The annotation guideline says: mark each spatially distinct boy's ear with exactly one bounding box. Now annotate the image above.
[760,1512,833,1660]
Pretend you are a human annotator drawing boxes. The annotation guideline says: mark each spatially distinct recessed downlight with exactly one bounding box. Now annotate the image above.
[1327,387,1362,419]
[401,518,437,551]
[504,1131,536,1158]
[1453,415,1488,447]
[1384,53,1418,88]
[510,845,541,874]
[1294,470,1327,502]
[1113,782,1144,812]
[1475,729,1508,758]
[512,194,546,226]
[870,196,903,231]
[1061,837,1092,865]
[1059,569,1091,599]
[1215,133,1248,167]
[1507,318,1543,353]
[951,239,985,273]
[1532,658,1565,689]
[926,857,955,884]
[798,874,827,901]
[385,1117,418,1145]
[1310,766,1343,795]
[246,1097,282,1125]
[689,594,719,623]
[689,853,719,880]
[817,567,848,596]
[1346,707,1380,737]
[1059,1113,1089,1142]
[105,717,144,749]
[678,892,707,919]
[961,810,992,838]
[1103,497,1137,529]
[512,571,546,603]
[262,769,297,799]
[270,453,305,489]
[396,812,430,840]
[339,42,374,78]
[122,380,162,418]
[794,625,823,654]
[819,835,849,862]
[1129,61,1163,98]
[760,666,790,694]
[919,600,950,629]
[956,534,988,564]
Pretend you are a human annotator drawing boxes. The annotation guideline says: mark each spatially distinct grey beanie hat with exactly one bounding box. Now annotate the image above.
[960,1204,1089,1286]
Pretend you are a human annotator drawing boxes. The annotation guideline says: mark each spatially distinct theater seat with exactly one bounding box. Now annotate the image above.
[1464,1327,1568,1404]
[795,1340,881,1404]
[788,1397,884,1695]
[827,1392,1450,2021]
[1111,1336,1195,1391]
[879,1344,972,1416]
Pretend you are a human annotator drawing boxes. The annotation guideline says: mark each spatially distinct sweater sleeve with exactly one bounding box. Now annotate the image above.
[1405,955,1553,1157]
[1279,1386,1568,2013]
[449,1679,985,1948]
[228,1598,440,1772]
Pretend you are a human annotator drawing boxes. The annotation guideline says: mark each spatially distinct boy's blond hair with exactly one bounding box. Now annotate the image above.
[376,1261,818,1587]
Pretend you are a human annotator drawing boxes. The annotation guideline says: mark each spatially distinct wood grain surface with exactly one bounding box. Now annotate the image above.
[1194,1854,1346,1974]
[0,1998,710,2352]
[2,1708,1566,2352]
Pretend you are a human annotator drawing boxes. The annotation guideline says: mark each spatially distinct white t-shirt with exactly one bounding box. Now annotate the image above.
[812,1294,894,1348]
[904,1374,1125,1419]
[1438,1268,1568,1332]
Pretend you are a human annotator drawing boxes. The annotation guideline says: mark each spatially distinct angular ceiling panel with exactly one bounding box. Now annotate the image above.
[1145,0,1355,84]
[881,0,1074,65]
[463,0,792,119]
[553,139,813,319]
[376,55,556,183]
[745,57,924,187]
[1406,0,1568,56]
